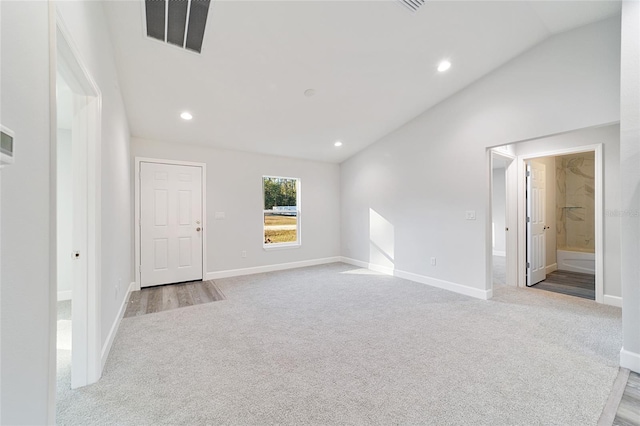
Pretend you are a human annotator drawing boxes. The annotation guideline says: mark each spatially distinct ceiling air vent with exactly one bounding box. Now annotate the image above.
[145,0,211,54]
[397,0,426,13]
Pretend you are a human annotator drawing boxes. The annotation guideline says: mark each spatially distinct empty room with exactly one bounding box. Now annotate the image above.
[1,0,639,425]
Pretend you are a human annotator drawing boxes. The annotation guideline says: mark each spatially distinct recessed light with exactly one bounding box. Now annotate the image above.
[180,112,193,120]
[304,89,316,97]
[437,60,451,73]
[334,141,343,147]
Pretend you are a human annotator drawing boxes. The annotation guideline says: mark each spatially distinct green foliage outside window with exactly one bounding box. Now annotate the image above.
[263,177,297,210]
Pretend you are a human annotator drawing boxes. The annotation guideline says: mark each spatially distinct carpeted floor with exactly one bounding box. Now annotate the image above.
[57,262,622,425]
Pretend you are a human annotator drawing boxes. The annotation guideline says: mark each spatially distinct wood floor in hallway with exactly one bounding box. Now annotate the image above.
[531,269,595,300]
[124,280,225,317]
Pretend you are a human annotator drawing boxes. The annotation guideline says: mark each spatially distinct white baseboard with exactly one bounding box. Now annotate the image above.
[57,290,72,301]
[340,257,491,300]
[492,250,506,257]
[603,295,623,308]
[620,348,640,374]
[206,257,342,280]
[545,263,558,275]
[101,281,134,370]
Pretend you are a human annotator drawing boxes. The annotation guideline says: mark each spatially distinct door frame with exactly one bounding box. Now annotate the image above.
[50,8,103,394]
[488,149,517,292]
[516,144,603,303]
[134,157,207,290]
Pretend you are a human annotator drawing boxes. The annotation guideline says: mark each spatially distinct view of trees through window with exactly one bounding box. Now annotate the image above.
[263,177,299,245]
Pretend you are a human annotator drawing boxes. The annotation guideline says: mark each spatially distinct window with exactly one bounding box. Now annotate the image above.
[263,176,300,247]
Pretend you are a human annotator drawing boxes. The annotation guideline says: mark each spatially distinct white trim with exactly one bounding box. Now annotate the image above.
[57,291,72,302]
[263,243,302,251]
[262,176,301,248]
[340,257,491,300]
[134,157,207,291]
[492,250,506,257]
[338,256,394,275]
[206,257,341,280]
[516,144,604,304]
[53,11,103,391]
[603,295,623,308]
[488,149,517,295]
[620,348,640,373]
[545,263,558,275]
[101,282,134,369]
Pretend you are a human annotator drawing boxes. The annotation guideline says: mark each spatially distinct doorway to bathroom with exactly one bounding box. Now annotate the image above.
[519,145,603,302]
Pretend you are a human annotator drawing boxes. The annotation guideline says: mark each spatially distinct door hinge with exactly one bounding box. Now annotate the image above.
[526,170,531,177]
[527,216,530,223]
[527,262,530,268]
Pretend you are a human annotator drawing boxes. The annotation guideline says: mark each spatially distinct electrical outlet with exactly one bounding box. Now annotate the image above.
[431,257,437,266]
[465,210,476,220]
[241,250,247,258]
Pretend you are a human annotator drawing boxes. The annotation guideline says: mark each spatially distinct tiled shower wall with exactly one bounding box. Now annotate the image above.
[555,151,595,253]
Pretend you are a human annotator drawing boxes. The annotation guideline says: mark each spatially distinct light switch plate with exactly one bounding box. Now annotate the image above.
[214,212,225,220]
[465,210,476,220]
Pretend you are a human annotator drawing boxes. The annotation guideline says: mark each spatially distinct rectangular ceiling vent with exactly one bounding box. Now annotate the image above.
[397,0,426,13]
[145,0,211,54]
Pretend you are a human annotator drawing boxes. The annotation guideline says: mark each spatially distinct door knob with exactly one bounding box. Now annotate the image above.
[196,227,201,231]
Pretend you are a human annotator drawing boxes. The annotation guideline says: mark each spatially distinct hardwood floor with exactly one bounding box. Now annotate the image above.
[531,269,595,300]
[124,280,225,318]
[614,371,640,426]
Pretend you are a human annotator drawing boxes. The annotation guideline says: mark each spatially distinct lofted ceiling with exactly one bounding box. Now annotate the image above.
[104,0,621,163]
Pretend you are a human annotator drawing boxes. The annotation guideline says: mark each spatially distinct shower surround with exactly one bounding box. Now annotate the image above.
[556,151,595,254]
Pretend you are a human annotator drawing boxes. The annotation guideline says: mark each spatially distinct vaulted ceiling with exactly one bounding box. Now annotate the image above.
[104,1,621,163]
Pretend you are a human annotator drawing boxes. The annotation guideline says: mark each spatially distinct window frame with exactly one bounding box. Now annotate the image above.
[262,175,301,250]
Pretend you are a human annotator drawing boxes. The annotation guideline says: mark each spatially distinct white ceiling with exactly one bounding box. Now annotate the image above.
[104,0,620,163]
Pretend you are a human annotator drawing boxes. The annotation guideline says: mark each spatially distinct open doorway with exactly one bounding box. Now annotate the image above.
[516,145,604,303]
[524,152,597,300]
[54,16,102,397]
[490,149,517,292]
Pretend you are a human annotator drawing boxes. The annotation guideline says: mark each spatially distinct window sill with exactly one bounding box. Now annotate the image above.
[263,243,301,251]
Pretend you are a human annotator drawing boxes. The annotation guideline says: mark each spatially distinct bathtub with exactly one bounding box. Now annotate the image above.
[556,249,595,274]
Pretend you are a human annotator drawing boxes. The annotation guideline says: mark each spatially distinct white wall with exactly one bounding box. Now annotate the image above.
[341,17,620,297]
[0,1,52,424]
[491,168,506,255]
[57,129,73,300]
[132,138,341,275]
[55,1,133,356]
[620,0,640,373]
[1,1,133,423]
[515,125,620,298]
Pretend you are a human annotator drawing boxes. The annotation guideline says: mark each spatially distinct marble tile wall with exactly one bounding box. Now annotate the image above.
[555,152,595,253]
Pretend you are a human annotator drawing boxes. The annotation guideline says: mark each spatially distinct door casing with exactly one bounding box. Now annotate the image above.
[50,6,103,400]
[488,149,517,293]
[134,157,207,290]
[516,144,603,302]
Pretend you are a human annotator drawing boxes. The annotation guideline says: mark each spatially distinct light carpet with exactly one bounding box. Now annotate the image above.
[57,263,622,425]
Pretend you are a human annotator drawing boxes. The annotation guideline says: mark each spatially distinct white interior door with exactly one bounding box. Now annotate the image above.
[140,162,203,287]
[527,161,547,286]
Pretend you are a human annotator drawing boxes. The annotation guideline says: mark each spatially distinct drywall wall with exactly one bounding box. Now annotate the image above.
[132,138,341,275]
[491,168,506,255]
[57,129,73,300]
[514,125,620,297]
[0,1,52,424]
[341,17,620,296]
[620,0,640,373]
[530,156,557,268]
[56,1,133,355]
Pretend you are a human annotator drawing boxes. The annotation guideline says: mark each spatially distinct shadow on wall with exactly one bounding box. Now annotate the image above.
[369,208,395,271]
